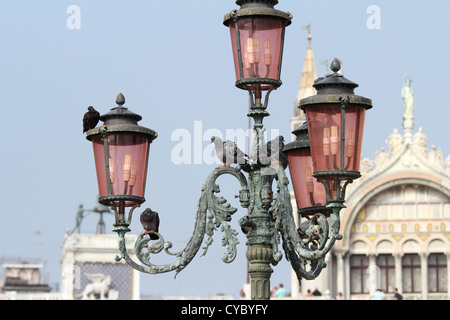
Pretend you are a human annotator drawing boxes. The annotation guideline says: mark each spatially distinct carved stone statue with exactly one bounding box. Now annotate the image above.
[402,77,414,118]
[76,273,118,300]
[401,76,414,132]
[387,129,403,157]
[428,146,444,169]
[72,204,85,234]
[413,127,428,157]
[374,147,390,171]
[360,157,374,176]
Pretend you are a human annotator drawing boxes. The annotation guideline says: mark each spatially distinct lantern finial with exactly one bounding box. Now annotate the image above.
[330,58,341,73]
[116,92,125,106]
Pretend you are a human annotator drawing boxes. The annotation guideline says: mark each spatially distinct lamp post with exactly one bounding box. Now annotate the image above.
[85,0,372,300]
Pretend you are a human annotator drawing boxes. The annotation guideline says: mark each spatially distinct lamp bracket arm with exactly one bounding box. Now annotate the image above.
[115,166,249,277]
[271,165,341,280]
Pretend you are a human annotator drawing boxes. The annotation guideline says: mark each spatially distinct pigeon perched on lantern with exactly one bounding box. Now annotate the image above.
[82,106,100,133]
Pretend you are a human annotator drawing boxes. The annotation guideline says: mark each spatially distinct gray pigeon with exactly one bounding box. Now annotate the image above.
[140,208,160,240]
[83,106,100,133]
[258,136,287,168]
[211,136,248,166]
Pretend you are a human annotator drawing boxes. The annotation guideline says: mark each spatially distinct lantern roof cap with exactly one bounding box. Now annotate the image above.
[312,58,359,95]
[299,58,373,111]
[85,93,158,143]
[99,93,143,125]
[224,0,292,26]
[283,122,310,153]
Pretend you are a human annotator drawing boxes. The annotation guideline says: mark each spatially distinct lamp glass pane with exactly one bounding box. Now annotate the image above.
[287,148,327,210]
[306,104,366,173]
[229,17,283,90]
[92,134,150,206]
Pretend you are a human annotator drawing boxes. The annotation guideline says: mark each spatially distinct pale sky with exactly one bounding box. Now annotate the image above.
[0,0,449,298]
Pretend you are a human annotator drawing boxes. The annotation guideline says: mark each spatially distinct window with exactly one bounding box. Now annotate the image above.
[377,254,395,293]
[428,253,447,292]
[350,255,369,294]
[402,254,421,293]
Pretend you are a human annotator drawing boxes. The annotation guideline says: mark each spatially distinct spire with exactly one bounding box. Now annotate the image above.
[290,25,318,135]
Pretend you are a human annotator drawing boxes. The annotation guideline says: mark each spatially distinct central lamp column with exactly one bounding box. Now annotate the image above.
[247,244,273,300]
[224,0,292,300]
[245,169,275,300]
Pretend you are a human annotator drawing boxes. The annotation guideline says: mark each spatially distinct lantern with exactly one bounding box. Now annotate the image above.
[86,93,158,213]
[283,122,328,216]
[300,59,372,201]
[224,0,292,101]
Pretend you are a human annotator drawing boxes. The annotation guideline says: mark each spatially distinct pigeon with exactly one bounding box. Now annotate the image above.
[211,136,248,166]
[83,106,100,133]
[258,136,288,169]
[140,208,160,240]
[297,219,311,240]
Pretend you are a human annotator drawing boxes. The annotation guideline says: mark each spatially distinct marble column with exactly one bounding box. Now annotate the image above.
[394,253,403,294]
[420,252,429,300]
[335,249,345,298]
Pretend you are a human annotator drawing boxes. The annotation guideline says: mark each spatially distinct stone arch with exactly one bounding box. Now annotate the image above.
[375,239,394,254]
[401,239,421,253]
[349,239,370,255]
[427,238,447,253]
[341,173,450,249]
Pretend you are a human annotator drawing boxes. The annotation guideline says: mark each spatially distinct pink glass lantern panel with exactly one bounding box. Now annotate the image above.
[287,148,327,210]
[229,17,283,90]
[306,104,366,173]
[92,134,150,206]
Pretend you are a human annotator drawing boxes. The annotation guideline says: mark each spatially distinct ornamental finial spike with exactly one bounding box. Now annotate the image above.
[116,92,125,106]
[330,58,341,73]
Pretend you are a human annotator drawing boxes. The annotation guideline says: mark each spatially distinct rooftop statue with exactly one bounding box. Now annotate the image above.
[401,76,414,135]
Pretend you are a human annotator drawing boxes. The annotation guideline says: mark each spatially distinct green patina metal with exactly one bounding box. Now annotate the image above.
[85,1,368,301]
[109,90,349,299]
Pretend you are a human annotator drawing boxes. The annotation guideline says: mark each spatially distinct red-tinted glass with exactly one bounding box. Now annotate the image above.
[306,104,366,173]
[229,17,283,90]
[287,148,327,210]
[92,134,150,206]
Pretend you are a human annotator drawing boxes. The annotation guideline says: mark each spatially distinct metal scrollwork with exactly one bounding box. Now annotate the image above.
[113,159,344,284]
[114,166,249,277]
[271,163,343,280]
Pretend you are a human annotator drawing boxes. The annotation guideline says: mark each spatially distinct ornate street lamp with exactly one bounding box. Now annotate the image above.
[283,122,328,217]
[223,0,292,132]
[300,58,372,204]
[224,0,292,93]
[85,93,158,230]
[84,1,372,300]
